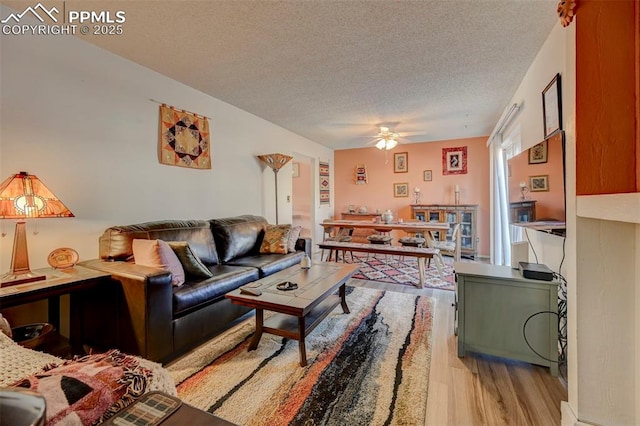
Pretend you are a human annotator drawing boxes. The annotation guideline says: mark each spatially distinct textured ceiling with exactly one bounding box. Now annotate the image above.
[4,0,558,149]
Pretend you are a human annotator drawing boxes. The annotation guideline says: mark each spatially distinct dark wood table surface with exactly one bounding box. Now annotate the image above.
[226,263,359,366]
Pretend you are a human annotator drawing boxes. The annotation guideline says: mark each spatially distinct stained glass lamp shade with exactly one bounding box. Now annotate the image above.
[0,172,74,286]
[257,154,293,224]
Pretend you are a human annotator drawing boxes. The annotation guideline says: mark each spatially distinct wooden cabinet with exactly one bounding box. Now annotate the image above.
[510,200,537,223]
[454,262,559,376]
[411,204,478,258]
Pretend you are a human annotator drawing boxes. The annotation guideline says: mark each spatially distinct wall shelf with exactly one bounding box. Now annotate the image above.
[576,193,640,224]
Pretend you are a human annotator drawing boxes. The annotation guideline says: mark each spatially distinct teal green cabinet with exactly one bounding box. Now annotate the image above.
[454,262,559,376]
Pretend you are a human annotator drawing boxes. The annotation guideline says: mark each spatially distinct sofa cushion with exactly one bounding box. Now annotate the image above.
[172,265,259,316]
[99,220,219,265]
[259,224,291,254]
[288,225,302,253]
[226,251,305,278]
[210,215,267,262]
[133,239,186,286]
[167,241,214,279]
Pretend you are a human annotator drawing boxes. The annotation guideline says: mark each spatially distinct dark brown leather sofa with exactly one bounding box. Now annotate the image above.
[80,215,311,363]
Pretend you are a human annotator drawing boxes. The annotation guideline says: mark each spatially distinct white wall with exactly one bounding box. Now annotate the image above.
[500,19,639,426]
[0,9,333,272]
[497,20,580,417]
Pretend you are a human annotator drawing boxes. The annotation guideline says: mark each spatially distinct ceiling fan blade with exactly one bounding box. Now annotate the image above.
[399,130,429,136]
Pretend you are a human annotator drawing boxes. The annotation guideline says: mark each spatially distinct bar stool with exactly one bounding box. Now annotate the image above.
[366,234,393,261]
[323,226,354,261]
[398,235,426,262]
[367,234,393,245]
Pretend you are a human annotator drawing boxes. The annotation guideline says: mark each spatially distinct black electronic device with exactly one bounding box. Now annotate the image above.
[519,262,554,281]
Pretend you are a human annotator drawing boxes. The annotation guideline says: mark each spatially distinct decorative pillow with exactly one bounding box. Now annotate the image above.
[259,225,291,254]
[288,225,302,253]
[12,350,152,425]
[167,241,214,279]
[133,239,186,286]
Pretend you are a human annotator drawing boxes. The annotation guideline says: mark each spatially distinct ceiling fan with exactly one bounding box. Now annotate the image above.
[374,126,400,150]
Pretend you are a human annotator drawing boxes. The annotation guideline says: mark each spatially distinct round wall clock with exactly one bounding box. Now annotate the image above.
[47,248,79,269]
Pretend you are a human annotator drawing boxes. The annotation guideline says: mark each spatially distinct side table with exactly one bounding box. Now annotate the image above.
[0,265,111,356]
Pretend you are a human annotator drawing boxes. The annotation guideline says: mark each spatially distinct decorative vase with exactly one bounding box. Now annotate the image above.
[382,209,394,224]
[358,205,368,214]
[300,254,311,269]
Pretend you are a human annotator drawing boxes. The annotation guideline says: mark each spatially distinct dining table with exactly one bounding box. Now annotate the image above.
[320,219,450,233]
[320,219,460,261]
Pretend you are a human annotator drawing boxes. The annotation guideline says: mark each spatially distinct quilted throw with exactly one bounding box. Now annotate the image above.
[159,104,211,169]
[12,350,152,425]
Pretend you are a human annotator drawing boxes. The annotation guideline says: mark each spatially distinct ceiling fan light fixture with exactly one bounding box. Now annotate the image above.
[374,126,400,150]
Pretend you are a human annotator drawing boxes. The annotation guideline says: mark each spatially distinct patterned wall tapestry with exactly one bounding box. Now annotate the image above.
[319,161,330,205]
[159,105,211,169]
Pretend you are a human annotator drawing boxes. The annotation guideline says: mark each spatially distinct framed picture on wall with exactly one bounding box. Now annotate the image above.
[393,182,409,197]
[423,170,432,181]
[442,146,468,175]
[394,152,408,173]
[542,73,562,138]
[528,140,548,164]
[530,175,549,192]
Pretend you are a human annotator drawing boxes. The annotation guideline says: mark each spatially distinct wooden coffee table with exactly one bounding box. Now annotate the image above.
[225,263,358,366]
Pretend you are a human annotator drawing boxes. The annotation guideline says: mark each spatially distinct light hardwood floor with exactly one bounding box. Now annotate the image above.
[348,276,568,426]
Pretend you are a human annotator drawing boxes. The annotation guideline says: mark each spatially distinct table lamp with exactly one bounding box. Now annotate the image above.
[257,153,293,224]
[519,181,530,200]
[0,172,74,287]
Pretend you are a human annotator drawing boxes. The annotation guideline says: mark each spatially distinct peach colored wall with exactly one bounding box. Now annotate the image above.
[508,136,565,220]
[334,136,490,256]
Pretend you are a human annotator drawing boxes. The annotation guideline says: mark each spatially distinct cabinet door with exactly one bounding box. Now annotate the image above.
[428,211,440,222]
[459,210,474,250]
[442,210,457,241]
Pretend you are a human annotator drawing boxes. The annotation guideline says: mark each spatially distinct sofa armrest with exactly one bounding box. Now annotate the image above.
[79,259,174,362]
[295,237,312,257]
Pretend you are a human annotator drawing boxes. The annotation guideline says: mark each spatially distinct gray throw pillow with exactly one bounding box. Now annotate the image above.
[167,241,214,279]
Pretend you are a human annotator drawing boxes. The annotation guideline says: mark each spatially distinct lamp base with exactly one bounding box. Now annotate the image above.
[1,271,46,287]
[2,221,46,287]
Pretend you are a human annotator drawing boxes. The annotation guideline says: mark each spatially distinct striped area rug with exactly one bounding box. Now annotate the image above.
[167,287,434,426]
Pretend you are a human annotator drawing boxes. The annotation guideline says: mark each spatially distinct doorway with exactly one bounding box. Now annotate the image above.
[292,154,314,239]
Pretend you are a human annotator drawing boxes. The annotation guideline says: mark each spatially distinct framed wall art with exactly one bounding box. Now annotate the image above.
[423,170,432,181]
[394,152,408,173]
[393,182,409,197]
[542,73,562,138]
[528,140,548,164]
[442,146,468,175]
[530,175,549,192]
